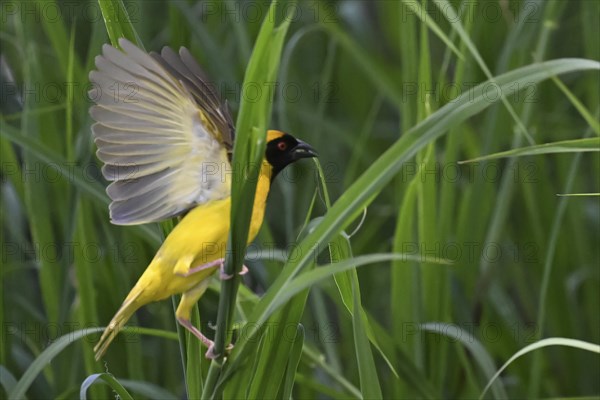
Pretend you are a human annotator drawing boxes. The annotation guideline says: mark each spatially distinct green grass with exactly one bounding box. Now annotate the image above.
[1,0,599,399]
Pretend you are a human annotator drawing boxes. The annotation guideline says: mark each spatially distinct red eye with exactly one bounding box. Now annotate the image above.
[277,141,287,151]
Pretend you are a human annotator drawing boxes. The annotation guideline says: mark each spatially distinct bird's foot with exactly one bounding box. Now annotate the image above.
[175,259,248,279]
[204,342,234,360]
[205,343,218,359]
[176,258,224,277]
[219,264,249,280]
[177,317,214,347]
[177,317,234,359]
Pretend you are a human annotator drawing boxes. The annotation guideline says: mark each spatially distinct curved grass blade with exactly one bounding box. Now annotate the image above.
[220,57,599,382]
[221,253,450,376]
[459,137,600,163]
[259,254,449,317]
[480,338,600,400]
[7,327,177,400]
[80,373,133,400]
[8,328,103,400]
[421,323,508,400]
[236,58,600,337]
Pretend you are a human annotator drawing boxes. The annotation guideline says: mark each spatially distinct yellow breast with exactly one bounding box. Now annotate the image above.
[134,160,273,300]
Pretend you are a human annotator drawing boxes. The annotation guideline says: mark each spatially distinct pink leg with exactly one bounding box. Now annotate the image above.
[177,258,249,279]
[176,258,224,278]
[176,317,220,359]
[177,318,235,359]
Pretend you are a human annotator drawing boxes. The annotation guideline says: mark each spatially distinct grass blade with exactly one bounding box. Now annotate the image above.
[97,0,142,48]
[320,22,403,106]
[529,140,590,396]
[253,254,450,316]
[480,338,600,400]
[203,1,294,397]
[459,138,600,163]
[0,119,162,245]
[8,328,103,400]
[433,0,535,145]
[331,232,384,399]
[80,373,133,400]
[551,76,600,135]
[280,325,305,399]
[556,193,600,197]
[232,57,600,350]
[400,0,464,60]
[351,277,382,399]
[421,323,508,399]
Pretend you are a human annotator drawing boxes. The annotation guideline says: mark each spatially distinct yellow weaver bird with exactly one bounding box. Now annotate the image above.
[89,38,317,359]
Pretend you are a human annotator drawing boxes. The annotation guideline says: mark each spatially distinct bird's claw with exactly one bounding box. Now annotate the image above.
[219,264,249,280]
[205,344,219,359]
[204,343,234,359]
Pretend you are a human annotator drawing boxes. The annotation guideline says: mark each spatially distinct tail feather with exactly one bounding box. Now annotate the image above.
[94,290,143,360]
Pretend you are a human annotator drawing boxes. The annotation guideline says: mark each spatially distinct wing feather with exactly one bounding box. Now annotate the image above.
[150,47,235,151]
[90,38,232,225]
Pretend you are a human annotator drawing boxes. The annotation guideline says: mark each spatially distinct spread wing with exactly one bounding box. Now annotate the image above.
[89,38,235,225]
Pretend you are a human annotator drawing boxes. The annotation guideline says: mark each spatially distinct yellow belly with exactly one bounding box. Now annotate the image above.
[129,160,272,304]
[134,194,266,302]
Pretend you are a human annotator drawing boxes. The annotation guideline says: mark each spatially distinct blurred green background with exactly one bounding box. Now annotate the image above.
[1,0,599,399]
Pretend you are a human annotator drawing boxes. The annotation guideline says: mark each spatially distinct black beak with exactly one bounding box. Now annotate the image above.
[292,139,318,160]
